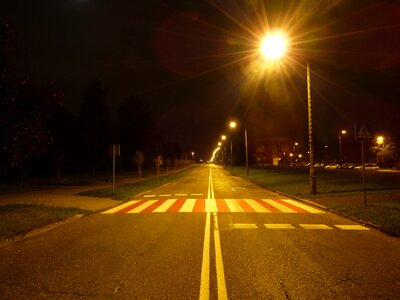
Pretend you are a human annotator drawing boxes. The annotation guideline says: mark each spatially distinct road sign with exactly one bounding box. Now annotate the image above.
[354,123,372,140]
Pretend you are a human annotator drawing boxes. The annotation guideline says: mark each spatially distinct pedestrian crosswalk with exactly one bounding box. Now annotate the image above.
[101,198,325,214]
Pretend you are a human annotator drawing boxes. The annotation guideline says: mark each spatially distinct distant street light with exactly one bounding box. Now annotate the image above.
[260,33,316,194]
[376,136,384,145]
[191,152,195,161]
[228,121,237,170]
[293,142,299,153]
[339,130,347,164]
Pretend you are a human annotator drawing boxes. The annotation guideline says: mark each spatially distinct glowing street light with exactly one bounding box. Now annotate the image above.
[376,136,384,145]
[260,33,288,60]
[229,121,237,129]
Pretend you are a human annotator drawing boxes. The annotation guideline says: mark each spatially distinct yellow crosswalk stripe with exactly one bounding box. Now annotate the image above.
[261,199,297,213]
[224,199,244,212]
[179,198,197,212]
[243,199,271,213]
[127,200,158,213]
[101,200,140,214]
[152,199,177,212]
[282,199,324,213]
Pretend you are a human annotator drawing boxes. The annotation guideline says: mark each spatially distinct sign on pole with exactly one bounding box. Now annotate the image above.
[354,123,372,205]
[109,144,121,195]
[354,123,372,141]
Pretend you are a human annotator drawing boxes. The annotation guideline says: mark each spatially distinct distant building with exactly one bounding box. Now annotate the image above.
[254,137,294,165]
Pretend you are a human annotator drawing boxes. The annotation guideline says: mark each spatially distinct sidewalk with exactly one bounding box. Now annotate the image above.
[0,177,143,212]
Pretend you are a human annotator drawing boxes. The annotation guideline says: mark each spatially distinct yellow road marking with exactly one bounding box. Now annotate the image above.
[300,224,332,230]
[205,198,218,212]
[199,213,210,300]
[233,223,258,229]
[264,224,295,229]
[335,225,369,230]
[213,213,228,300]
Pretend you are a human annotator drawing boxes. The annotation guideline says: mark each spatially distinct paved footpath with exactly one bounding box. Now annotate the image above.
[0,177,143,211]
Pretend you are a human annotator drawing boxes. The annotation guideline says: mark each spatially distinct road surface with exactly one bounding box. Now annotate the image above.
[1,164,400,299]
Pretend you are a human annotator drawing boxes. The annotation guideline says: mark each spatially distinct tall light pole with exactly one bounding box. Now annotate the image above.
[338,130,347,164]
[221,135,227,166]
[307,63,316,194]
[245,128,249,176]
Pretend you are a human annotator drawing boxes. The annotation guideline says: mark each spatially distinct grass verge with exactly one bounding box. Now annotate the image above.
[79,167,195,200]
[0,204,90,240]
[231,166,400,198]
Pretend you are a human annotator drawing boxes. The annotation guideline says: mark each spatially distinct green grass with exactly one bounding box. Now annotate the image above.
[79,167,195,200]
[328,203,400,236]
[0,204,90,240]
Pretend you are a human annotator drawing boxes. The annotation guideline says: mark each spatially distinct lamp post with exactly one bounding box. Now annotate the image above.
[229,121,237,171]
[307,63,316,194]
[245,128,249,176]
[338,130,347,164]
[221,135,227,166]
[260,33,316,193]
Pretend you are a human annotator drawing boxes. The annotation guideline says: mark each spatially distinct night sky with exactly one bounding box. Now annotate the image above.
[1,0,399,160]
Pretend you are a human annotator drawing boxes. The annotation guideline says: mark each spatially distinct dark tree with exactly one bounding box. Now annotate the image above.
[73,80,113,175]
[0,23,61,175]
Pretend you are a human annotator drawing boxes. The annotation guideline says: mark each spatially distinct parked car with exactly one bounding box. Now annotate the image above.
[341,163,356,169]
[325,163,341,169]
[354,163,379,171]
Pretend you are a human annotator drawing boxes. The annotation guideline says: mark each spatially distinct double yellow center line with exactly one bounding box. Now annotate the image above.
[200,164,228,300]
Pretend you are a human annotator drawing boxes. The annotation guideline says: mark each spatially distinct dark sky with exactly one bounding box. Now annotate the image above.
[1,0,400,160]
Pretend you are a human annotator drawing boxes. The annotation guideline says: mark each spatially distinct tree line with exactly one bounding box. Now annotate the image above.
[0,23,183,180]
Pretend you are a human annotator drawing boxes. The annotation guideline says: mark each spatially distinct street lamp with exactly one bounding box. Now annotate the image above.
[260,32,315,193]
[376,136,384,145]
[338,130,347,164]
[293,142,299,153]
[221,135,227,166]
[228,121,237,171]
[191,152,195,162]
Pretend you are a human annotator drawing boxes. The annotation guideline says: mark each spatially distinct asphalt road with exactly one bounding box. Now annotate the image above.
[1,164,400,299]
